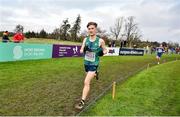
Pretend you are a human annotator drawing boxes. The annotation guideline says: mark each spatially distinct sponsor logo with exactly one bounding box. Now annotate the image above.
[13,46,23,59]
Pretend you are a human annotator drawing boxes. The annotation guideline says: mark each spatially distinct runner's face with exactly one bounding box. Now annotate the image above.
[88,25,96,36]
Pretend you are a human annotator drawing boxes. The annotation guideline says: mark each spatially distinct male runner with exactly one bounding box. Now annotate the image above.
[75,22,107,110]
[156,44,164,64]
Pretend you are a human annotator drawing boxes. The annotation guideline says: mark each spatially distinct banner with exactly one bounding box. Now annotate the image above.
[52,45,82,58]
[0,43,144,62]
[0,43,52,62]
[105,47,119,56]
[119,48,144,56]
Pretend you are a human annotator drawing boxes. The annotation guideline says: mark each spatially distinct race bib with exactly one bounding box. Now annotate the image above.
[158,49,162,53]
[85,51,95,62]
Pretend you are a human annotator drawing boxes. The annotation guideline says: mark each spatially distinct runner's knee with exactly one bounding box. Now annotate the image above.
[84,80,90,86]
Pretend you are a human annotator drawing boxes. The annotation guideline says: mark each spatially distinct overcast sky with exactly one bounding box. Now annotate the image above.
[0,0,179,43]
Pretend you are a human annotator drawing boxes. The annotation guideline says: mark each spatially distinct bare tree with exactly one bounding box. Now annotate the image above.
[14,24,24,33]
[110,17,124,40]
[81,30,88,37]
[130,30,142,47]
[96,27,108,39]
[124,16,141,47]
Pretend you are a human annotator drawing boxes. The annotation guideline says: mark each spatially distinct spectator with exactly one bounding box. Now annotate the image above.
[112,40,115,47]
[2,31,10,43]
[175,47,180,54]
[13,32,24,43]
[164,46,168,54]
[170,47,175,54]
[108,41,112,47]
[120,40,123,48]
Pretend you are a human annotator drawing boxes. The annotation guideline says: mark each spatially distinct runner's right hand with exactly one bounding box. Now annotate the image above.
[84,45,92,53]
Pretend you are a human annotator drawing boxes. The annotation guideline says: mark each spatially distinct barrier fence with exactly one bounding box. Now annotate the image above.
[0,43,145,62]
[0,43,52,62]
[0,43,82,62]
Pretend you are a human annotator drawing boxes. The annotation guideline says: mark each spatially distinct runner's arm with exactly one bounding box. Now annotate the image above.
[100,39,108,54]
[80,38,86,54]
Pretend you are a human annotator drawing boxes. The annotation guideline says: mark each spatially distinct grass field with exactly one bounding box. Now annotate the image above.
[0,55,179,115]
[0,37,81,45]
[24,38,82,45]
[82,60,180,116]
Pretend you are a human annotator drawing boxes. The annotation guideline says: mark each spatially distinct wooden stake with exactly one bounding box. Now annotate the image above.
[112,81,116,100]
[147,63,150,69]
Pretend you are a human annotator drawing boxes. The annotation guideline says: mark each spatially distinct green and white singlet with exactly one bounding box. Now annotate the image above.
[84,36,101,66]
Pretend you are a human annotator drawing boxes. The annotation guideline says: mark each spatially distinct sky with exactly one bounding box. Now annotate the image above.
[0,0,180,44]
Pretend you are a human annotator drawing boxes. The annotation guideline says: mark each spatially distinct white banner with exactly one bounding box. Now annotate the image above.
[105,47,119,56]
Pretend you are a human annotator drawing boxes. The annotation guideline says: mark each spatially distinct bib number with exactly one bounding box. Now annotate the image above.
[85,51,95,62]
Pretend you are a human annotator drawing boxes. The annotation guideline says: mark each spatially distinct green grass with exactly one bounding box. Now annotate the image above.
[24,38,82,45]
[0,37,81,45]
[0,55,179,115]
[82,59,180,116]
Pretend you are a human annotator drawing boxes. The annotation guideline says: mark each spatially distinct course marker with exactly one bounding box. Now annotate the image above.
[112,81,116,100]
